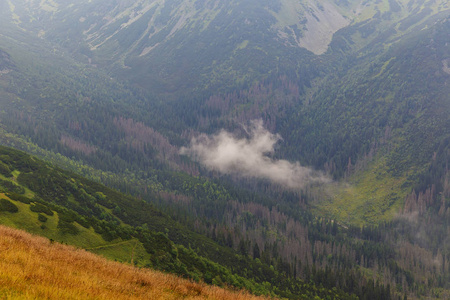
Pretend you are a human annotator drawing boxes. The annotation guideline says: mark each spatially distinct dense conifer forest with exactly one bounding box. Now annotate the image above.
[0,0,449,299]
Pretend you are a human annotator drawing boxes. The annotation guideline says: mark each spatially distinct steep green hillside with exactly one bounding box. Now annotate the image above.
[2,145,449,299]
[280,15,450,224]
[0,145,359,299]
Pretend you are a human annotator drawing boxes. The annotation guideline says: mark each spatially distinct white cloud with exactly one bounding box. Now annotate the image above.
[180,120,330,188]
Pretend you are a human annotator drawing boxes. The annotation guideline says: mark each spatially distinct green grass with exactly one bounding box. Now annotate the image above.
[0,193,107,248]
[236,40,249,50]
[0,192,154,267]
[273,0,305,27]
[39,0,59,12]
[88,238,152,267]
[315,156,407,226]
[0,194,45,231]
[373,57,396,78]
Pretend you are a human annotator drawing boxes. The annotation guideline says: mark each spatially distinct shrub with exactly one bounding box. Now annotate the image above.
[57,220,79,235]
[0,179,25,194]
[57,211,79,235]
[0,161,12,177]
[7,193,31,204]
[0,199,19,213]
[38,213,48,222]
[30,202,54,216]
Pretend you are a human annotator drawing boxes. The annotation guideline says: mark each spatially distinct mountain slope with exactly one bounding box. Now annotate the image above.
[280,15,450,224]
[0,145,359,299]
[4,0,448,97]
[0,225,265,300]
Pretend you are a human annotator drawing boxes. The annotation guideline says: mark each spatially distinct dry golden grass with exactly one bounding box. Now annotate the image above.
[0,225,268,300]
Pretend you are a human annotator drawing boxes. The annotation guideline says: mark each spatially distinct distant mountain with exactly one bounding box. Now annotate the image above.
[0,1,426,95]
[3,0,448,96]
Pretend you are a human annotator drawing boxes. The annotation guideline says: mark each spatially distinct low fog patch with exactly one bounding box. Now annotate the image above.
[180,120,330,189]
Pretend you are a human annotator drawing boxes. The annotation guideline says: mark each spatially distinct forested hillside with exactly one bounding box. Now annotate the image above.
[280,16,450,224]
[0,0,449,299]
[0,145,359,299]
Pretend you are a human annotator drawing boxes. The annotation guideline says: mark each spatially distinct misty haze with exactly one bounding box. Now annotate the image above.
[0,0,449,299]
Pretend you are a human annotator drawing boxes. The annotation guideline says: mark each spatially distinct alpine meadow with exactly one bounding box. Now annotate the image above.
[0,0,449,299]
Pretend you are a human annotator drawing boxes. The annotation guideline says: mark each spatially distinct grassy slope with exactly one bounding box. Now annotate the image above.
[0,225,265,300]
[0,192,151,265]
[0,148,154,265]
[316,156,406,225]
[0,144,221,267]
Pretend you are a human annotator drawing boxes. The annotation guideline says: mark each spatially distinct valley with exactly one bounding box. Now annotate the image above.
[0,0,449,299]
